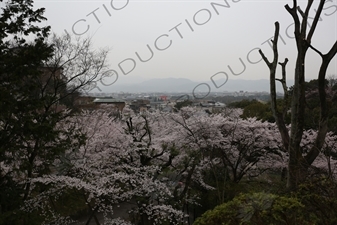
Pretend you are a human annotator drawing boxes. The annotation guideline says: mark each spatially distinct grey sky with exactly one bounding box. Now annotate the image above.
[34,0,336,88]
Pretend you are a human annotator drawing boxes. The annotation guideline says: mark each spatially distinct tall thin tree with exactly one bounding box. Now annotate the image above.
[259,0,337,190]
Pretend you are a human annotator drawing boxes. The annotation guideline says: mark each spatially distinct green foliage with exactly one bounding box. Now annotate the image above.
[241,101,274,122]
[228,99,259,109]
[0,175,25,224]
[193,192,307,225]
[295,178,337,224]
[230,78,337,132]
[1,0,51,214]
[0,187,88,225]
[175,100,193,110]
[0,1,87,223]
[228,99,276,122]
[194,178,337,225]
[300,78,337,132]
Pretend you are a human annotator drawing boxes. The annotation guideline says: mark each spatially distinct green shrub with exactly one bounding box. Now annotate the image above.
[193,192,308,225]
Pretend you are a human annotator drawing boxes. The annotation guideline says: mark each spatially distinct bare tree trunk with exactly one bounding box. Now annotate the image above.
[259,22,290,152]
[259,0,336,190]
[305,41,337,165]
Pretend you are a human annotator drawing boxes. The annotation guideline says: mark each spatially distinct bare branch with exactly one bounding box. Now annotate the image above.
[309,44,324,57]
[307,0,325,42]
[306,40,337,165]
[285,1,301,42]
[300,0,314,40]
[278,58,290,118]
[258,49,272,67]
[259,22,290,151]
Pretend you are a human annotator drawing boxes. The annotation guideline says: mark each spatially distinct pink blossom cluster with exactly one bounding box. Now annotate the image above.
[21,107,337,224]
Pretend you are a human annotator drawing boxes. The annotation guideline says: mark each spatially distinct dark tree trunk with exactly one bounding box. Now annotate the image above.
[259,0,336,190]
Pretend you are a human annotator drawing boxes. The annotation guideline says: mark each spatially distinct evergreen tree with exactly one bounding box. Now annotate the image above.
[0,1,103,223]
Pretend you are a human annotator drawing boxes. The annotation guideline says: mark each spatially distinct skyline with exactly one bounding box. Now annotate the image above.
[95,77,294,93]
[33,0,337,93]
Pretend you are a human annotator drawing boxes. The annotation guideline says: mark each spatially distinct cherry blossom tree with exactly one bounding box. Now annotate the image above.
[167,107,286,210]
[21,107,337,224]
[26,110,186,224]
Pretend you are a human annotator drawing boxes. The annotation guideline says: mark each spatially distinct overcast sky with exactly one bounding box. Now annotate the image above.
[33,0,336,89]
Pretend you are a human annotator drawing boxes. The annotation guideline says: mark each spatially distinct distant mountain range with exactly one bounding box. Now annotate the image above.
[99,77,294,93]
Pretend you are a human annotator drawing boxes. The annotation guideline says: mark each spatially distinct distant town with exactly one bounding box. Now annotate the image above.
[76,90,281,114]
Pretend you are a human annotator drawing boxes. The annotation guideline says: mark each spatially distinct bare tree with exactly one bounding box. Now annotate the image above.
[259,0,337,190]
[44,33,110,103]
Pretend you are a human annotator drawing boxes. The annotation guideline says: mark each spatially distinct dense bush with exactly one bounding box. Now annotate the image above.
[295,178,337,224]
[194,178,337,225]
[194,192,308,225]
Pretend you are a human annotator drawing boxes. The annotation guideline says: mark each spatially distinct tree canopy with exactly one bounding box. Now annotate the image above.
[0,1,109,223]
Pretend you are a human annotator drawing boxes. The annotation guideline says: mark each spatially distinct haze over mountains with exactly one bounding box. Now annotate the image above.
[99,77,294,93]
